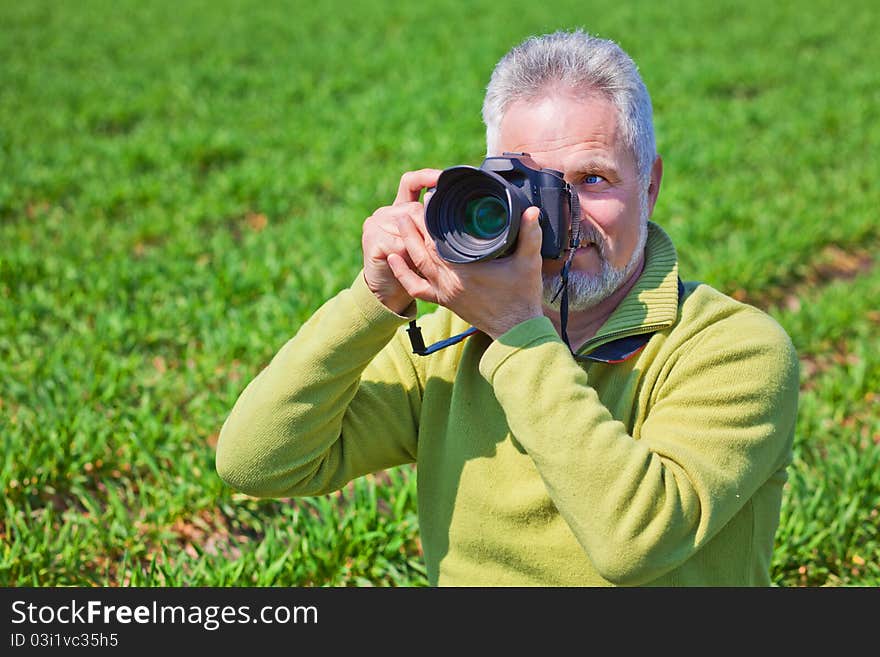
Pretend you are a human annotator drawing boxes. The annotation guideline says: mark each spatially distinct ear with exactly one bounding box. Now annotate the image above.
[646,156,663,216]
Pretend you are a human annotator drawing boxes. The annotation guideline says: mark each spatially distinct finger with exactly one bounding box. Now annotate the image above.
[518,206,544,257]
[394,169,443,205]
[369,235,407,264]
[365,203,422,236]
[396,214,438,279]
[387,253,437,303]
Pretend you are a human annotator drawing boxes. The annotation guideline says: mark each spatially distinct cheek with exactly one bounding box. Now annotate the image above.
[578,194,630,234]
[579,194,642,263]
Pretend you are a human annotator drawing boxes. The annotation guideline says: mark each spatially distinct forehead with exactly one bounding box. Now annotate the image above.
[498,93,630,168]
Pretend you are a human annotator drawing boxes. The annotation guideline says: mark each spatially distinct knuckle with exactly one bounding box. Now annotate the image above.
[367,208,398,228]
[411,250,429,270]
[363,207,386,226]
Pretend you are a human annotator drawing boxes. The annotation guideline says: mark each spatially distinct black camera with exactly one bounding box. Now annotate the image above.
[424,152,575,263]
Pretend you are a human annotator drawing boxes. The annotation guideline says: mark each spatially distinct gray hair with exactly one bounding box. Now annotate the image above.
[482,29,656,183]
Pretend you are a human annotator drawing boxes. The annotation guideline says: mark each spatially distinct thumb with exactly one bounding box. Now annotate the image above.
[519,206,543,256]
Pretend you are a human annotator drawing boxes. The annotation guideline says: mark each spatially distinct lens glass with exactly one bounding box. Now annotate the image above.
[462,195,508,239]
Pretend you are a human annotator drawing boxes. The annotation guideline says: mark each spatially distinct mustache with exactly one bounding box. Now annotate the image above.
[566,221,606,257]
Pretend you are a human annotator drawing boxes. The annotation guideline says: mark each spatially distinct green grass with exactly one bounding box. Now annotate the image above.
[1,0,878,587]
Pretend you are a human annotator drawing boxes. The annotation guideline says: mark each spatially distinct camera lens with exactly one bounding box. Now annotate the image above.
[463,195,507,239]
[425,165,528,263]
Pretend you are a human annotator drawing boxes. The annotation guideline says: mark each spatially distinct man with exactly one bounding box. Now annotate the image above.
[216,30,799,586]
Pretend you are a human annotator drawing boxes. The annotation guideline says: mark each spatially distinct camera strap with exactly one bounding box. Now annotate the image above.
[407,320,478,356]
[551,188,582,354]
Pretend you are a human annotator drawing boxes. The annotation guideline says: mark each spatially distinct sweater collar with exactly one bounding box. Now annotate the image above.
[575,221,681,361]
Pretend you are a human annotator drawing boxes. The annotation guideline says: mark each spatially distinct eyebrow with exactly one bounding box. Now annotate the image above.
[570,156,618,174]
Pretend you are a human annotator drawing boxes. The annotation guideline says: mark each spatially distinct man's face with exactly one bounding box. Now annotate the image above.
[497,92,661,310]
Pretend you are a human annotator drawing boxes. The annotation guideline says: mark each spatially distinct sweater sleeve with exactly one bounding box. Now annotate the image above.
[215,272,422,498]
[478,312,799,585]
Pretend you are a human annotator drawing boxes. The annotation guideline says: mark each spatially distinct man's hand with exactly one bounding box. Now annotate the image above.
[361,169,442,314]
[387,206,545,340]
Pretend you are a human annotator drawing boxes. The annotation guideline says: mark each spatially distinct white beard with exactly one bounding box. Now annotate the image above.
[542,196,649,312]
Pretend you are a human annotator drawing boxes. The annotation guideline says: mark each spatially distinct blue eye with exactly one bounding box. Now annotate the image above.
[584,174,604,185]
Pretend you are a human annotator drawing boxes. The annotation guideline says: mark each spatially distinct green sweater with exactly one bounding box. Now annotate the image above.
[216,223,799,586]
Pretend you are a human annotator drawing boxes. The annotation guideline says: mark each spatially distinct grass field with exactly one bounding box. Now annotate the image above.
[1,0,878,587]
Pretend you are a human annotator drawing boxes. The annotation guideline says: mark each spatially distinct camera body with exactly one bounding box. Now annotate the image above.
[424,152,574,263]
